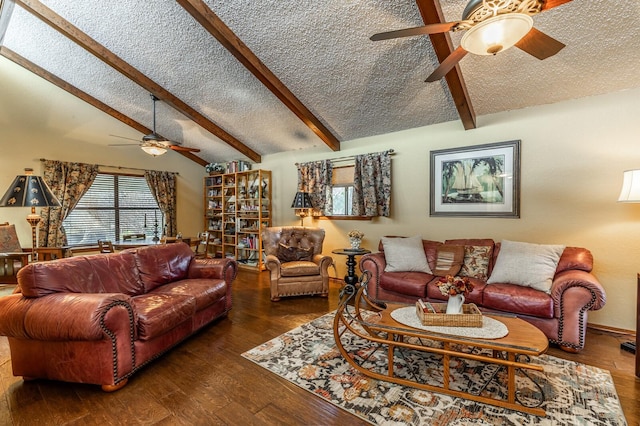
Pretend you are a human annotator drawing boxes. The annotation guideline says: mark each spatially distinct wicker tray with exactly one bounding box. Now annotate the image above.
[415,301,483,327]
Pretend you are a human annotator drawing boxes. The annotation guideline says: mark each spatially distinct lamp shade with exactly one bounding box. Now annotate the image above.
[618,169,640,202]
[291,192,313,209]
[141,144,167,156]
[0,168,60,208]
[461,13,533,56]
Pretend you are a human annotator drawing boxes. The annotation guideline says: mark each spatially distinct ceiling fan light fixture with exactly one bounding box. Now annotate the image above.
[141,144,168,156]
[461,13,533,55]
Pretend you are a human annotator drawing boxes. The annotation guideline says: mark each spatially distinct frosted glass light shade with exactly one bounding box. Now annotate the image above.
[461,13,533,55]
[618,170,640,202]
[141,145,167,156]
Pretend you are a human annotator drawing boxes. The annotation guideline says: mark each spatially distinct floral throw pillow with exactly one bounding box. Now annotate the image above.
[458,245,492,280]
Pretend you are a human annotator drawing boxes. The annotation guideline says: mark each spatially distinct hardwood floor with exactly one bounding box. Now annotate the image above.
[1,270,638,425]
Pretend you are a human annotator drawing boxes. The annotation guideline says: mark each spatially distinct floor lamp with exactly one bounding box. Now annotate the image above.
[291,192,313,226]
[617,169,640,355]
[0,168,60,262]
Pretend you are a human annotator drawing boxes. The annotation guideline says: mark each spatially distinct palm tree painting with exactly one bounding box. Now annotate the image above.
[441,155,505,204]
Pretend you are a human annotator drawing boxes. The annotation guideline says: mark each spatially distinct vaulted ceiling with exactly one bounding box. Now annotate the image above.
[2,0,639,167]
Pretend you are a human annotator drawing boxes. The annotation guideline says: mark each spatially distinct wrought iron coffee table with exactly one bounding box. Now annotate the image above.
[333,278,549,416]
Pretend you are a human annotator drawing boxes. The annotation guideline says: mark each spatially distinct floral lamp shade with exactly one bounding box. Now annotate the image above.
[0,169,60,209]
[291,192,313,209]
[291,192,313,226]
[0,168,60,260]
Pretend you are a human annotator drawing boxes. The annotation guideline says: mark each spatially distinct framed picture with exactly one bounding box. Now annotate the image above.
[430,140,520,218]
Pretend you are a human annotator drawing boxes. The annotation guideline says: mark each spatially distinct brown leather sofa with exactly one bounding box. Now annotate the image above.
[0,243,237,391]
[262,226,333,301]
[360,238,606,352]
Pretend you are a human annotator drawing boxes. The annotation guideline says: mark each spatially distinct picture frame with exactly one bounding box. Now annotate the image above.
[430,140,521,218]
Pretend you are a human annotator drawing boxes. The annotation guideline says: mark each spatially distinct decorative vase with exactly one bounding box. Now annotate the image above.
[446,294,465,314]
[349,237,361,250]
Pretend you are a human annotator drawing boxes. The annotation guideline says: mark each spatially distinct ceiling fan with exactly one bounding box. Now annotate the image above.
[110,94,200,156]
[371,0,571,82]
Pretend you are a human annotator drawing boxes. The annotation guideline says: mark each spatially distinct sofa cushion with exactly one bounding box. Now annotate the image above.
[381,236,432,274]
[433,244,465,277]
[151,278,227,311]
[482,283,554,319]
[459,245,492,280]
[133,293,196,340]
[277,243,313,262]
[555,246,593,273]
[135,243,194,292]
[487,240,565,293]
[281,261,320,277]
[17,252,144,297]
[380,271,431,298]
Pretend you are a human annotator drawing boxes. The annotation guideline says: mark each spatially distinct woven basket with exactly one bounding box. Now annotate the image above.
[415,301,483,327]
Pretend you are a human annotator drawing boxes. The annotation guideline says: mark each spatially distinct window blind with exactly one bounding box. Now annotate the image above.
[64,174,160,245]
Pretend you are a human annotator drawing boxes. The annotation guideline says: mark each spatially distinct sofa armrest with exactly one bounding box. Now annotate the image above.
[551,269,606,313]
[313,254,333,274]
[0,293,134,341]
[264,254,282,278]
[188,257,237,286]
[359,253,387,300]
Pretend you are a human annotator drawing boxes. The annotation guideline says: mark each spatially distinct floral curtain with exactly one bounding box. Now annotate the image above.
[39,160,99,246]
[296,160,332,216]
[352,150,392,217]
[144,170,177,237]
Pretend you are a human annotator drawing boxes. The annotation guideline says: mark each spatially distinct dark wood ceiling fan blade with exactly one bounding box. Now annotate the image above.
[515,27,565,60]
[425,46,468,82]
[170,145,200,153]
[370,22,459,41]
[541,0,573,11]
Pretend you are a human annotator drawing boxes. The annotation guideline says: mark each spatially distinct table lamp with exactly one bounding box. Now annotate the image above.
[291,191,313,226]
[0,168,60,261]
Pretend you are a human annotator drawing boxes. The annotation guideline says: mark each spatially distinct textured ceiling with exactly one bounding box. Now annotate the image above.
[2,0,640,165]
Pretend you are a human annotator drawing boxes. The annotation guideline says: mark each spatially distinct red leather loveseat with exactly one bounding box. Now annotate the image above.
[0,243,236,391]
[360,238,606,352]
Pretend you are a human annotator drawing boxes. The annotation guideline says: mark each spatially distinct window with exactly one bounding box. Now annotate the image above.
[63,174,160,245]
[329,165,354,216]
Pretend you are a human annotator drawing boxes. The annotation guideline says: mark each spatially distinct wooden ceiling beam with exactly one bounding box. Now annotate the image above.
[0,46,209,166]
[15,0,261,163]
[415,0,476,130]
[177,0,341,152]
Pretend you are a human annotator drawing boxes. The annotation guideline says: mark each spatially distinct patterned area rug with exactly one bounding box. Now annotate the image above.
[242,310,627,425]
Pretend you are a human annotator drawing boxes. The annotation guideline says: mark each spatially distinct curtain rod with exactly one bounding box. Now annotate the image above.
[296,149,394,166]
[39,158,179,175]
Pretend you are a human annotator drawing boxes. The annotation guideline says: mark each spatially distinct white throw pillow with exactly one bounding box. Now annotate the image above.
[487,240,565,293]
[381,236,432,274]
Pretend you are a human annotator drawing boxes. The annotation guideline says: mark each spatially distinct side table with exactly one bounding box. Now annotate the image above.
[331,248,371,298]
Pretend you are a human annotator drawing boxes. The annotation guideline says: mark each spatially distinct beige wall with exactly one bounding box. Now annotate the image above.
[260,87,640,332]
[3,55,639,332]
[0,58,206,248]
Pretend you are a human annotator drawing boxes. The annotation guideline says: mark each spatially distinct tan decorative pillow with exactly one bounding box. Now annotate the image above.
[433,244,465,277]
[381,236,432,274]
[277,243,313,262]
[459,245,492,280]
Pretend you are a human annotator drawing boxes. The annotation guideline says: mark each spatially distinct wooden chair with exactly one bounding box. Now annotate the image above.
[194,232,215,259]
[98,239,115,253]
[0,222,66,283]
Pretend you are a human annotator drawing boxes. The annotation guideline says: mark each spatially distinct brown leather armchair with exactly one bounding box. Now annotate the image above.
[262,226,333,301]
